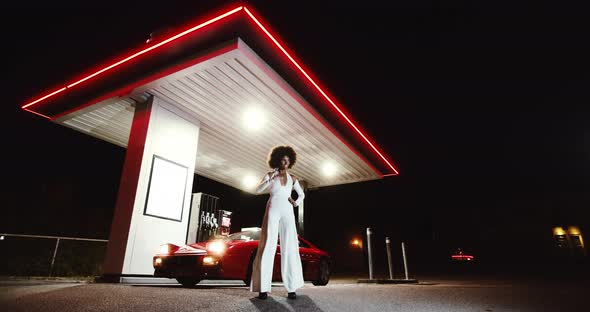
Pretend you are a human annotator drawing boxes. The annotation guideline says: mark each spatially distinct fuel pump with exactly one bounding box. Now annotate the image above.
[187,193,233,243]
[219,210,232,236]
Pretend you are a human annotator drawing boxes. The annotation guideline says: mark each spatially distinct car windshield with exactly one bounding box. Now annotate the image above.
[225,231,261,242]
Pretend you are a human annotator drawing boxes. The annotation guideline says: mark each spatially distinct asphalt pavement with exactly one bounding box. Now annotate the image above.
[1,274,587,311]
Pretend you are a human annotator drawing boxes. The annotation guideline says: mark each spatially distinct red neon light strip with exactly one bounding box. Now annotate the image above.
[22,87,67,109]
[66,7,243,89]
[20,6,244,110]
[22,5,398,175]
[23,108,51,120]
[50,42,238,121]
[243,8,398,175]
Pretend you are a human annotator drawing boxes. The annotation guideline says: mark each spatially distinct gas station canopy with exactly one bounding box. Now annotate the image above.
[22,5,399,192]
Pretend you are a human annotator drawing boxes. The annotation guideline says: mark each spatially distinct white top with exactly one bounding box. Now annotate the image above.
[255,170,305,207]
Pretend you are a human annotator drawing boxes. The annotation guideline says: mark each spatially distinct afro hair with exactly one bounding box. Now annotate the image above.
[267,145,297,169]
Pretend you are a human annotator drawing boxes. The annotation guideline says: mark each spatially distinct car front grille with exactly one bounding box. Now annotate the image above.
[162,255,202,268]
[178,255,200,265]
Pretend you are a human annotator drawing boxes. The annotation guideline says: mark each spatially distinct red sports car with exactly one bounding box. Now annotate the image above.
[451,248,475,262]
[153,228,331,287]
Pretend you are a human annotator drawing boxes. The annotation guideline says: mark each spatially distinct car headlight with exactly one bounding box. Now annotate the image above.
[159,243,179,254]
[206,240,226,255]
[203,256,218,265]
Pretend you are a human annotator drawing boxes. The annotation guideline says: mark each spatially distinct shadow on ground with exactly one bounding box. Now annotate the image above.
[131,284,247,289]
[250,295,323,312]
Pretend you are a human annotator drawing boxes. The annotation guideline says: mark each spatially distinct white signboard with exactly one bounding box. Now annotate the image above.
[144,155,188,221]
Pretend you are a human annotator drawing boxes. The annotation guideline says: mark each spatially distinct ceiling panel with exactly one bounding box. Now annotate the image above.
[54,40,381,192]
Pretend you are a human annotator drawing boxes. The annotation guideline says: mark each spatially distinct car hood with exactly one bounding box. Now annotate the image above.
[173,244,207,255]
[172,240,247,255]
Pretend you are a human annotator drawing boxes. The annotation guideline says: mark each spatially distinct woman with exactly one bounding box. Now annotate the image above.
[250,145,305,300]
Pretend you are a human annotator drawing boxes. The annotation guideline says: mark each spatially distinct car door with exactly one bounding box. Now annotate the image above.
[298,237,318,280]
[273,237,316,281]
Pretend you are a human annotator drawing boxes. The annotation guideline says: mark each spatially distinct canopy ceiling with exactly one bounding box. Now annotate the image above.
[22,5,399,192]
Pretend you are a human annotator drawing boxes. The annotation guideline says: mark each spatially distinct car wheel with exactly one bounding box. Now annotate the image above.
[312,259,330,286]
[243,249,257,286]
[176,277,201,287]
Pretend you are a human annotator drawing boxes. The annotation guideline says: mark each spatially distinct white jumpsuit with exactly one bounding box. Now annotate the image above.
[250,171,305,293]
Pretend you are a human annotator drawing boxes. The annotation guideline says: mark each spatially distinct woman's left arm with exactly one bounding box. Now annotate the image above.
[293,178,305,207]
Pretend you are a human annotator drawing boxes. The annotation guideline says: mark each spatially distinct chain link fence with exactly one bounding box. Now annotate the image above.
[0,233,107,277]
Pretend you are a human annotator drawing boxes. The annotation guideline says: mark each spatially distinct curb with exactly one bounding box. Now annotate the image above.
[358,279,419,284]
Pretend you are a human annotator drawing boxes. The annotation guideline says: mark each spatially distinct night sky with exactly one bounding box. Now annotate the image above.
[3,0,589,273]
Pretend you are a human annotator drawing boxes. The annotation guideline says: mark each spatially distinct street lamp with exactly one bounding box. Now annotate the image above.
[351,238,362,249]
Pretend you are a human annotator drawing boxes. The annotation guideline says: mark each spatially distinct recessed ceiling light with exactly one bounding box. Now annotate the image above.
[242,175,258,190]
[322,162,337,177]
[242,108,266,131]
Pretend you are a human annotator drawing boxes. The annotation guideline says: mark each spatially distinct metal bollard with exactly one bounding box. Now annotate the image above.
[386,237,394,279]
[402,242,409,280]
[49,238,60,277]
[366,228,374,280]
